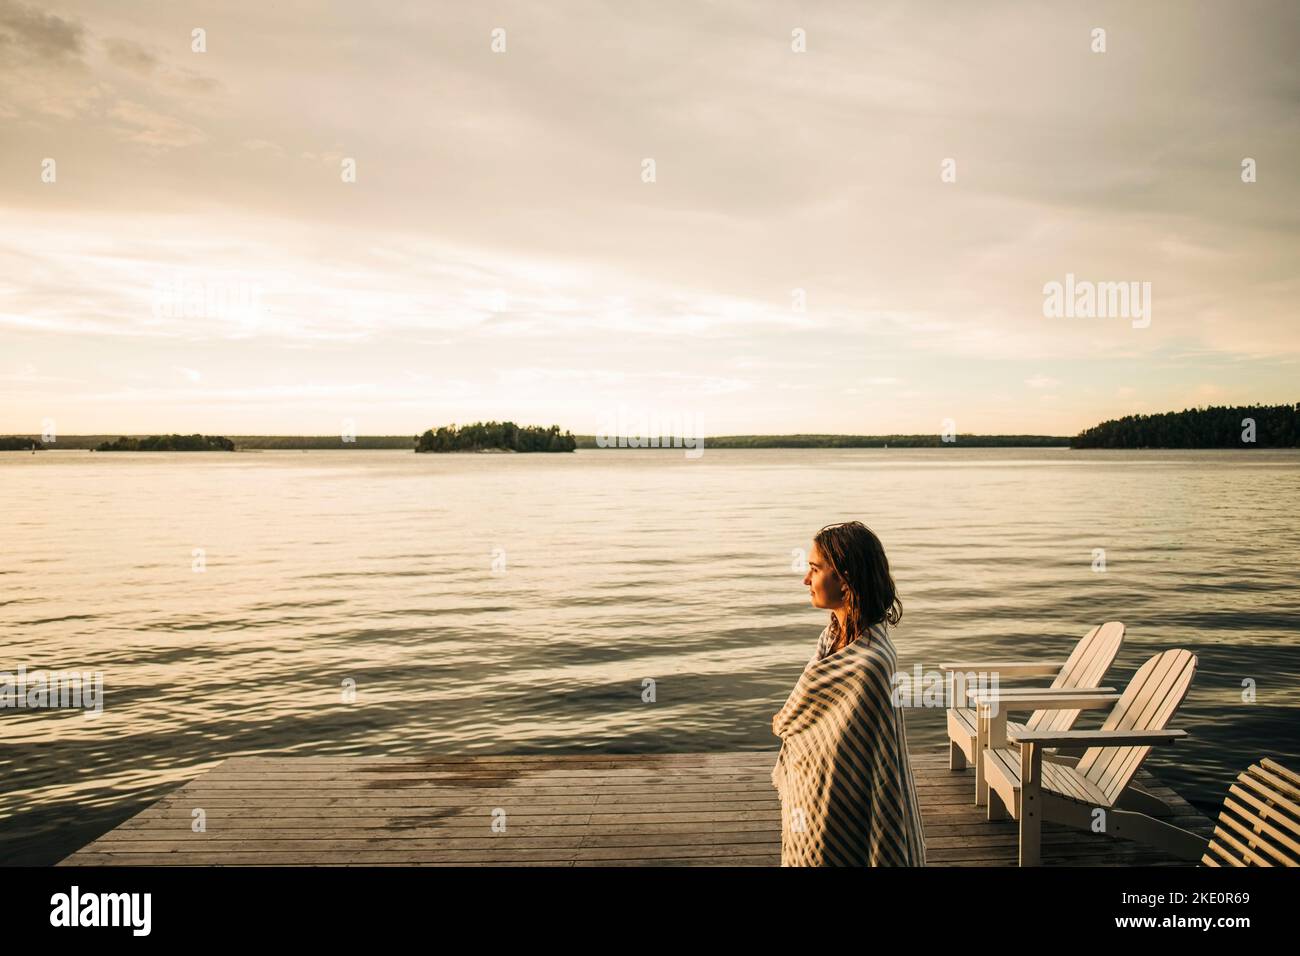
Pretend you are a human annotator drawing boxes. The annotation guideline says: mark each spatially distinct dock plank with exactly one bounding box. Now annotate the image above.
[59,751,1214,866]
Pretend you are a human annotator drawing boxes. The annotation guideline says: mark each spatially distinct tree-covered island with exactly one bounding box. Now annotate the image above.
[414,421,576,453]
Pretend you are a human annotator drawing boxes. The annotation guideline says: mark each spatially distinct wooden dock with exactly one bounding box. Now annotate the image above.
[59,751,1215,866]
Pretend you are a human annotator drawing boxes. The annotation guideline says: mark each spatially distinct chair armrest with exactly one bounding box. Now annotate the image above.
[1008,728,1187,747]
[938,661,1063,677]
[993,685,1116,695]
[970,688,1119,703]
[950,685,1114,713]
[971,691,1120,711]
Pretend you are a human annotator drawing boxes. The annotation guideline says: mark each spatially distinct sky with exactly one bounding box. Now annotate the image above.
[1,0,1297,437]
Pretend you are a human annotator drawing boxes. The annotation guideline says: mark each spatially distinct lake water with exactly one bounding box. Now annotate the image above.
[2,447,1298,865]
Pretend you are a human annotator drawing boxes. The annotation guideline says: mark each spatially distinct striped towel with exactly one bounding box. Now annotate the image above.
[770,618,927,866]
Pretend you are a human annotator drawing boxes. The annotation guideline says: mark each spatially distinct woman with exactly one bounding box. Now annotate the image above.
[770,520,927,866]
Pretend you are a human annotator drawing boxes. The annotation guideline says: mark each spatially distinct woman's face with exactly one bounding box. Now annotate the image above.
[803,541,845,610]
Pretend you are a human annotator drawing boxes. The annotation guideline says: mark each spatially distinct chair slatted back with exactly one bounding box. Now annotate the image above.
[1203,758,1300,866]
[1025,621,1125,732]
[1076,649,1197,805]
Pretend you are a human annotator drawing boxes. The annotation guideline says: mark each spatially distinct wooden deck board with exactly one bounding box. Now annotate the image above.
[59,751,1215,866]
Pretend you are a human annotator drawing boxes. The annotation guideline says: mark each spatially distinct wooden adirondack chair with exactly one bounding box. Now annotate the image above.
[942,621,1125,805]
[971,648,1204,866]
[1202,758,1300,866]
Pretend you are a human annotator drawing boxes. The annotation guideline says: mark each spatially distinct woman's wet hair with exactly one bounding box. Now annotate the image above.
[814,520,902,652]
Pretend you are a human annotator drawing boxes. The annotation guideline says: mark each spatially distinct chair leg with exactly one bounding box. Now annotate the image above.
[949,737,967,771]
[1018,742,1042,866]
[1018,790,1041,866]
[987,786,1009,821]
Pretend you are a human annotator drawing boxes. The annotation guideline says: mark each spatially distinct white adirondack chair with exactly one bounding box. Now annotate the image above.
[1202,758,1300,866]
[972,648,1205,866]
[942,621,1125,805]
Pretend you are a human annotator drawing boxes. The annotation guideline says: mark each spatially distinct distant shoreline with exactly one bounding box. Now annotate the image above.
[4,400,1296,451]
[1,433,1074,451]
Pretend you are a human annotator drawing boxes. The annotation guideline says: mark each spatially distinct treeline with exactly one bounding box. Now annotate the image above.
[1071,404,1299,448]
[0,436,42,451]
[415,421,576,453]
[572,434,1070,448]
[2,432,1073,451]
[231,436,413,449]
[96,434,235,452]
[0,435,418,450]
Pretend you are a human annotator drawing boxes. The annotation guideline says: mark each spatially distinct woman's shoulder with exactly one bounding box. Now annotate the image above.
[811,623,832,661]
[857,621,899,665]
[812,618,896,666]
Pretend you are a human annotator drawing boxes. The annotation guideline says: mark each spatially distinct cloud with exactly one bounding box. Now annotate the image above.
[0,0,99,118]
[107,100,206,148]
[103,36,156,74]
[169,69,220,95]
[1,1,1297,434]
[242,138,287,157]
[0,363,81,384]
[0,2,219,128]
[0,0,84,60]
